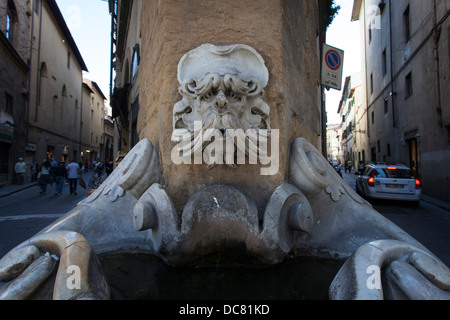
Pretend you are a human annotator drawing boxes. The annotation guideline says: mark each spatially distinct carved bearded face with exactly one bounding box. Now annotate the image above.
[174,73,270,133]
[172,44,271,164]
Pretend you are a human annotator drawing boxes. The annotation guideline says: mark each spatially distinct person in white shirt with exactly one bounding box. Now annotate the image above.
[66,160,81,195]
[14,158,27,185]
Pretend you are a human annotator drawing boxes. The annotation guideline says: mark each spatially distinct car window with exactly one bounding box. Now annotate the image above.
[373,169,387,178]
[381,168,414,179]
[363,167,372,176]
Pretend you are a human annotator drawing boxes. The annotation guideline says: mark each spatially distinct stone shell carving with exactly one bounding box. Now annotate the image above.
[290,138,365,204]
[81,138,161,204]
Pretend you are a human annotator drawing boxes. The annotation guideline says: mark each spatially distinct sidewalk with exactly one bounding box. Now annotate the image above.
[0,171,95,199]
[341,169,450,212]
[0,180,36,199]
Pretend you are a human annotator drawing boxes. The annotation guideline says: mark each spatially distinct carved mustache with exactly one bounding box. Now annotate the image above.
[202,108,243,132]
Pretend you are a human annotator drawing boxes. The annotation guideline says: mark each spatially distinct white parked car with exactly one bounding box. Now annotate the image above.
[356,164,421,203]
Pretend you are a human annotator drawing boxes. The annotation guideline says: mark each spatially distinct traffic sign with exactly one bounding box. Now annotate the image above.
[321,44,344,91]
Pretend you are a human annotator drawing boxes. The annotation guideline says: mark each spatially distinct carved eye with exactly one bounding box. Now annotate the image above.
[228,91,242,102]
[228,91,237,99]
[204,90,215,100]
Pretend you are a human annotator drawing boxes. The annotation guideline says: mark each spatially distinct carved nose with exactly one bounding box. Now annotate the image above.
[215,91,228,110]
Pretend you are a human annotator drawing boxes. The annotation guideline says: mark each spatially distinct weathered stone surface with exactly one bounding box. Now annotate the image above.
[0,245,41,282]
[0,254,57,300]
[176,184,261,264]
[261,183,314,262]
[329,240,450,300]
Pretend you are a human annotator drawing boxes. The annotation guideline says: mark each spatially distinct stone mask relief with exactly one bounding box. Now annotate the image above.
[171,44,272,168]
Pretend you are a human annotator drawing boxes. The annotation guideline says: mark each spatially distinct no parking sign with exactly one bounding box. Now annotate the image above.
[321,44,344,91]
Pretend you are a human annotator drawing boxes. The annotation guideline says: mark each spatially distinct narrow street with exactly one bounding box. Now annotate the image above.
[0,171,94,258]
[342,169,450,267]
[0,170,449,267]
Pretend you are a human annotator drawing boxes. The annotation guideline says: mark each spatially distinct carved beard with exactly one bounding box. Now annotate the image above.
[202,107,243,133]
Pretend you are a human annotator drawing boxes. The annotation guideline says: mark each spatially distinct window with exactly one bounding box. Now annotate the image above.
[404,5,411,42]
[38,62,48,108]
[370,73,374,94]
[6,12,13,41]
[33,0,39,13]
[372,111,375,124]
[371,147,377,162]
[4,93,13,114]
[384,98,389,114]
[67,51,71,69]
[131,44,140,81]
[387,144,391,157]
[74,100,78,128]
[405,72,413,98]
[382,49,387,76]
[61,86,67,120]
[5,0,17,42]
[377,140,381,153]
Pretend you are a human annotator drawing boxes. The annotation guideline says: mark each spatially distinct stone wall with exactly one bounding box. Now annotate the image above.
[139,0,322,214]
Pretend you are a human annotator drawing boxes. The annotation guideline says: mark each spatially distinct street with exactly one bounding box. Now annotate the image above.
[342,170,450,267]
[0,171,94,258]
[0,171,449,267]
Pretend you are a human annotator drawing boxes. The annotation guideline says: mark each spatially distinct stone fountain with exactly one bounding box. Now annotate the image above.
[0,43,449,300]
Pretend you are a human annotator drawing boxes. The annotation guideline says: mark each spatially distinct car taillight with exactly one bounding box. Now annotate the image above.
[368,177,375,187]
[415,179,421,189]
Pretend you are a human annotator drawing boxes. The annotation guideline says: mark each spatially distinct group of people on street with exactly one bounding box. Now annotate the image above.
[14,157,114,196]
[35,159,81,195]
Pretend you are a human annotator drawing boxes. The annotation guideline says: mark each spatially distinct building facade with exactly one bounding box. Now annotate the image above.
[27,0,88,164]
[0,0,109,186]
[326,123,341,163]
[0,0,30,185]
[109,0,142,156]
[352,0,450,201]
[337,72,368,169]
[80,79,108,165]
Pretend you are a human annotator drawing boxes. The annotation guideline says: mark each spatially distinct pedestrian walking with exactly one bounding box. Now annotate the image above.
[38,160,51,195]
[30,160,39,182]
[53,161,66,195]
[94,161,105,184]
[50,157,58,168]
[358,161,365,175]
[105,158,114,177]
[14,158,27,185]
[66,160,81,195]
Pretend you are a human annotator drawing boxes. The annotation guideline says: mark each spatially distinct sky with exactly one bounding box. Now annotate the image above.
[55,0,360,124]
[56,0,111,102]
[325,0,362,124]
